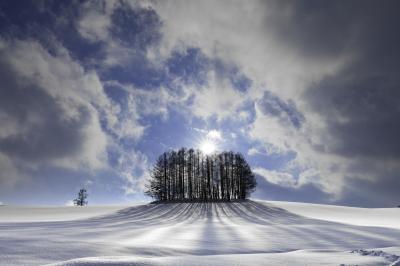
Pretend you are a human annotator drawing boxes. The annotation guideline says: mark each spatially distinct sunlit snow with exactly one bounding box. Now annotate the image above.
[0,201,399,266]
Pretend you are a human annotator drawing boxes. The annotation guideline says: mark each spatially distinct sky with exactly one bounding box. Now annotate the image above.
[0,0,399,207]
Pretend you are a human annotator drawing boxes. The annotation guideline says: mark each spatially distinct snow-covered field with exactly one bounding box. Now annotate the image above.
[0,200,399,266]
[0,205,130,222]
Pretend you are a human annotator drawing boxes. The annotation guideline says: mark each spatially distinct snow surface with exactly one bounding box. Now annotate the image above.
[269,200,400,229]
[0,200,399,265]
[0,205,131,222]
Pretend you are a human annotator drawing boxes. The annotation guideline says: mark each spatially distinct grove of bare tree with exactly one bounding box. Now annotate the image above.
[146,148,256,201]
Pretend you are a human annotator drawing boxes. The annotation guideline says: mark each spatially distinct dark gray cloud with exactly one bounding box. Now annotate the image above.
[253,174,331,204]
[233,0,400,206]
[0,58,88,161]
[267,1,400,59]
[258,91,304,128]
[293,0,400,160]
[308,73,400,159]
[338,162,400,207]
[0,40,109,180]
[273,0,400,206]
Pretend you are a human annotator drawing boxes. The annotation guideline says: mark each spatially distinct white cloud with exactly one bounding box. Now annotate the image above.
[249,104,297,154]
[114,146,149,196]
[253,167,297,188]
[76,0,161,69]
[103,80,190,141]
[0,153,22,187]
[248,102,348,198]
[151,0,350,99]
[77,1,115,42]
[0,39,110,171]
[65,200,75,206]
[207,130,222,141]
[248,147,260,156]
[0,39,151,191]
[189,70,247,121]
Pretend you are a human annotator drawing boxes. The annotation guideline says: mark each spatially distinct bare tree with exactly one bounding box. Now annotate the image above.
[73,188,88,206]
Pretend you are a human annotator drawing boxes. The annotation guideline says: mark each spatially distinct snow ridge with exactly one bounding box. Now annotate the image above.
[351,249,400,266]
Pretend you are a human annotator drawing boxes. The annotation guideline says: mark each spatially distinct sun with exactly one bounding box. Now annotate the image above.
[200,140,216,155]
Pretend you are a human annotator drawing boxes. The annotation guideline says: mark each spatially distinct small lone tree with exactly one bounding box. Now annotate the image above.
[73,188,88,206]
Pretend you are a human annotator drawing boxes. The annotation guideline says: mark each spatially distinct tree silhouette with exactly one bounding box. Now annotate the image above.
[73,188,88,206]
[146,148,256,201]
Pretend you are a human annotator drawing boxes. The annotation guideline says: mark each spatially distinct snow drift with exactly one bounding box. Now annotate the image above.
[0,200,399,265]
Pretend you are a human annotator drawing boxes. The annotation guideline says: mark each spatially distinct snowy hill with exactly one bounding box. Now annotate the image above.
[0,205,131,222]
[0,200,399,266]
